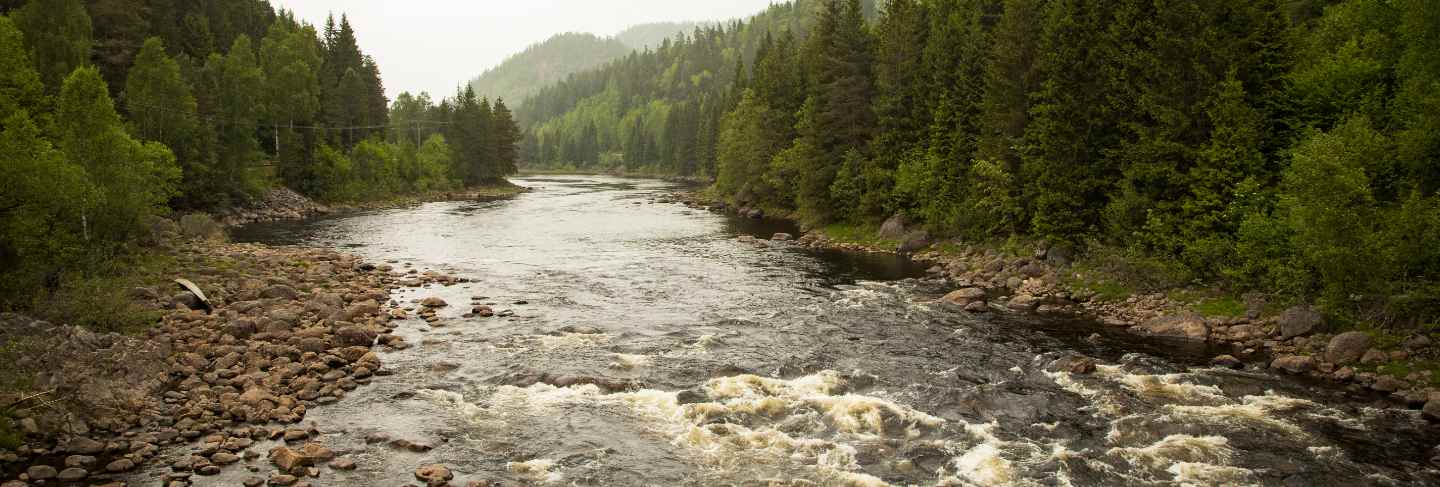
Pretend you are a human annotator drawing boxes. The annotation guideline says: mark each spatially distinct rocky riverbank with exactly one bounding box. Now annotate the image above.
[0,235,469,486]
[215,185,531,227]
[661,191,1440,419]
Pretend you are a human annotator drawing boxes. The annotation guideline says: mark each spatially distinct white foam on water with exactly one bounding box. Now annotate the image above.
[1095,365,1228,404]
[507,458,564,483]
[1166,462,1257,486]
[534,332,611,349]
[949,443,1017,485]
[1108,434,1235,470]
[1160,393,1309,437]
[609,353,652,370]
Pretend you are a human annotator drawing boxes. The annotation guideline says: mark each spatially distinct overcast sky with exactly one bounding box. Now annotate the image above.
[269,0,778,100]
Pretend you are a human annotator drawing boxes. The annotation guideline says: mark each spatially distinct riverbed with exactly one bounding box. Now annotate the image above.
[221,175,1437,486]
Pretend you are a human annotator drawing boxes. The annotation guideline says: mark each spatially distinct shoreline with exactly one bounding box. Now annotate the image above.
[214,183,532,228]
[660,190,1440,416]
[0,235,464,485]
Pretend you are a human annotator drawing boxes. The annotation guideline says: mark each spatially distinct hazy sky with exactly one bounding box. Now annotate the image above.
[270,0,778,100]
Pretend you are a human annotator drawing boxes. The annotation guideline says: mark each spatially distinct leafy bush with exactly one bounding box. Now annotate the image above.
[178,213,225,242]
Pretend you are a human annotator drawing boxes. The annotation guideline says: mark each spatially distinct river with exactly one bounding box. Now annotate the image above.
[222,175,1437,486]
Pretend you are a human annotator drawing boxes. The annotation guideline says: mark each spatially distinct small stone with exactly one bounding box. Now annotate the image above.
[1371,376,1408,393]
[198,464,223,475]
[415,464,454,486]
[212,452,241,465]
[243,476,266,487]
[941,288,986,306]
[64,437,106,455]
[1361,349,1389,364]
[1423,394,1440,421]
[1046,354,1097,374]
[269,473,299,486]
[420,297,448,308]
[328,458,357,471]
[1211,355,1243,369]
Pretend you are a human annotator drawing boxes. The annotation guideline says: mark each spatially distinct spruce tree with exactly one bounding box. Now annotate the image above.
[12,0,92,90]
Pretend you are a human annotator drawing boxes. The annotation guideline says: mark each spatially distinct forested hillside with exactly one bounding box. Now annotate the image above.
[467,33,632,106]
[519,0,1440,327]
[0,0,519,312]
[613,21,708,50]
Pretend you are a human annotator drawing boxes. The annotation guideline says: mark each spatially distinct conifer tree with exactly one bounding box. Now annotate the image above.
[12,0,92,90]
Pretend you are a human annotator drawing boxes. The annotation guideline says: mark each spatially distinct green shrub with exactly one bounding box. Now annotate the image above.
[178,213,225,242]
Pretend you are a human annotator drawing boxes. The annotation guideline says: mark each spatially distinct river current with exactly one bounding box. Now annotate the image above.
[225,175,1438,486]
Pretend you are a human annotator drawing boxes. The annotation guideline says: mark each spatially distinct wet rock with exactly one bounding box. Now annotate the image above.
[1211,355,1244,369]
[57,467,88,481]
[364,432,391,444]
[771,233,793,241]
[0,481,23,487]
[1046,354,1097,374]
[329,458,357,470]
[1326,332,1373,365]
[65,455,96,467]
[1134,313,1209,340]
[415,464,454,486]
[388,438,435,453]
[269,473,299,486]
[964,301,989,313]
[421,297,448,308]
[941,288,986,306]
[27,465,59,480]
[1278,305,1322,339]
[243,476,266,487]
[1271,355,1315,374]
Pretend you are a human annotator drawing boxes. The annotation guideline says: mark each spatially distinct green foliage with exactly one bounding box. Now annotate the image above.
[469,33,632,106]
[0,15,46,122]
[11,0,92,90]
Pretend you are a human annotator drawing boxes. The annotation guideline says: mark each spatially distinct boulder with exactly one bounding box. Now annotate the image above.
[897,232,931,253]
[1326,332,1373,365]
[1045,354,1097,374]
[415,464,454,486]
[63,437,105,455]
[1134,313,1209,340]
[1424,393,1440,422]
[1008,294,1042,312]
[27,465,58,480]
[1270,355,1315,374]
[269,446,312,473]
[105,458,135,473]
[879,214,909,239]
[941,288,987,306]
[1278,305,1323,339]
[334,326,377,347]
[57,467,87,481]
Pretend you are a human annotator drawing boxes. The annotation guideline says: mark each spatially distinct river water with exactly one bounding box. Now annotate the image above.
[227,175,1438,486]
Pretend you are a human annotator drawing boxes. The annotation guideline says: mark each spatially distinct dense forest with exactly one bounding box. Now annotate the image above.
[519,0,1440,327]
[0,0,519,311]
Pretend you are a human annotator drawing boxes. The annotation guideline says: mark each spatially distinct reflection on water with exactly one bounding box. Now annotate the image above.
[222,175,1438,486]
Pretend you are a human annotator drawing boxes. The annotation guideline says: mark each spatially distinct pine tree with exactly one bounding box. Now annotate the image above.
[210,35,265,203]
[492,99,521,177]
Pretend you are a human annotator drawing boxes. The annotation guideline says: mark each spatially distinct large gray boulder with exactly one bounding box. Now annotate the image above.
[879,214,909,239]
[1326,331,1373,365]
[1278,305,1323,339]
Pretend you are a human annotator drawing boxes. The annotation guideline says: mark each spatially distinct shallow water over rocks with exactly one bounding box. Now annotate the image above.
[216,175,1438,486]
